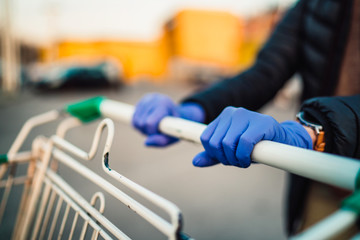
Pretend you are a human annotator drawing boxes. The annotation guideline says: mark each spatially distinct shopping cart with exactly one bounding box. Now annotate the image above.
[1,96,360,240]
[0,98,190,240]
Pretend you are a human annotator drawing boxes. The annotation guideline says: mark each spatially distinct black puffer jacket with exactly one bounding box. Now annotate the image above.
[183,0,357,235]
[184,0,353,122]
[301,95,360,158]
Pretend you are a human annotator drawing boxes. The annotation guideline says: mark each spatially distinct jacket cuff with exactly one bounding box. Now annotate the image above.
[300,96,360,158]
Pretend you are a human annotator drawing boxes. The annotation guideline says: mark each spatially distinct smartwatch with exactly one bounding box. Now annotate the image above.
[296,112,325,152]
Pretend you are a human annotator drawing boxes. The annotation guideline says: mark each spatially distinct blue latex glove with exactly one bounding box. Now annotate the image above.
[132,93,205,147]
[193,107,313,168]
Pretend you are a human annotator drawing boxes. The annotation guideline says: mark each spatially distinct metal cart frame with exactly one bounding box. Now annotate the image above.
[1,96,360,239]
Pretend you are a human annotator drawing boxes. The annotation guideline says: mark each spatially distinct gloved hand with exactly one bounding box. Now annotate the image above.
[132,93,205,147]
[193,107,313,168]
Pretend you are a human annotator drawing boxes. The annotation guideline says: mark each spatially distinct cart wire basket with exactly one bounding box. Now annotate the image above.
[0,101,190,240]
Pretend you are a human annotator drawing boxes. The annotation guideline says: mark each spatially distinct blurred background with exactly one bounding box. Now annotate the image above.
[0,0,301,239]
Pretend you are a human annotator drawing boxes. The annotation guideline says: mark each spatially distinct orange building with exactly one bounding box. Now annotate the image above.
[168,9,244,68]
[43,33,170,83]
[42,8,282,84]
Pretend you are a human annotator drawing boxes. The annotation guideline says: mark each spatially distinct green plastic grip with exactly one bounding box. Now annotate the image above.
[0,154,8,164]
[66,96,105,122]
[342,190,360,214]
[355,169,360,190]
[342,169,360,214]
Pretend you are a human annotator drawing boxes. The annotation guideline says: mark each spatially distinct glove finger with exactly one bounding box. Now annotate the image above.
[137,103,159,135]
[223,116,249,166]
[139,94,178,135]
[145,134,178,147]
[200,116,220,160]
[132,95,156,133]
[132,100,146,130]
[192,151,220,167]
[236,122,264,168]
[201,107,236,165]
[145,106,173,135]
[207,110,234,165]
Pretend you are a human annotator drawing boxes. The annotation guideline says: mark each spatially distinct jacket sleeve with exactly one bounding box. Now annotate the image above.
[183,0,306,123]
[300,94,360,159]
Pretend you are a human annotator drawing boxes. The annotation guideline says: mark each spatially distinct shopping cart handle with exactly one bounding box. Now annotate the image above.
[65,97,360,191]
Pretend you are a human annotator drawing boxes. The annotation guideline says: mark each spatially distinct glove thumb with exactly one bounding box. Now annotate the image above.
[192,151,219,167]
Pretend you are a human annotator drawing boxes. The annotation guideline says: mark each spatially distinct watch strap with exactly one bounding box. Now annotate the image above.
[296,112,325,152]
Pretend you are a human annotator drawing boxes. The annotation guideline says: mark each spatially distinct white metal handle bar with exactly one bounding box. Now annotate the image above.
[99,99,360,191]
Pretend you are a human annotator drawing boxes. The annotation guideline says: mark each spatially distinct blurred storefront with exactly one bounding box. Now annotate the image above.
[38,8,283,85]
